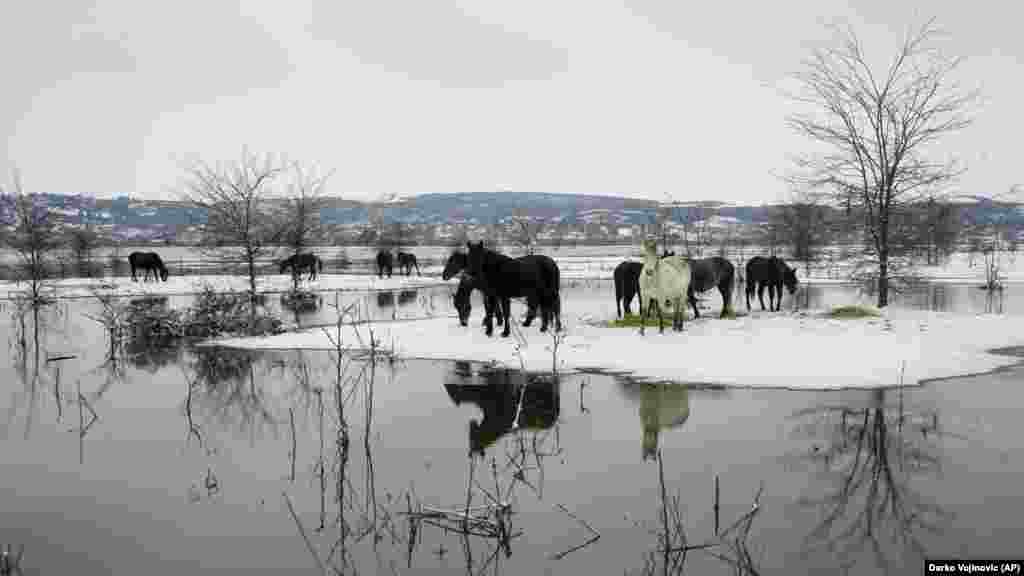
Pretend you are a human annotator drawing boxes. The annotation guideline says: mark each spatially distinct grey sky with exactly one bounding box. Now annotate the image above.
[2,0,1021,204]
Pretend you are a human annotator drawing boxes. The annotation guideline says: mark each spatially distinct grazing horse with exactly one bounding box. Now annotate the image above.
[614,261,644,318]
[453,274,505,327]
[443,250,537,328]
[279,253,322,281]
[128,251,169,282]
[395,251,421,276]
[745,256,799,311]
[638,239,690,335]
[686,256,736,319]
[465,242,562,338]
[376,250,394,278]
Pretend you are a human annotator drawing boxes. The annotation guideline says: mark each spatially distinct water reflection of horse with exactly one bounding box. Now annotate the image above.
[444,364,560,454]
[377,291,395,308]
[620,382,690,461]
[397,289,418,306]
[128,251,169,282]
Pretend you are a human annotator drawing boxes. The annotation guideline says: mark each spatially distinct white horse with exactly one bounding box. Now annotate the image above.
[639,239,691,334]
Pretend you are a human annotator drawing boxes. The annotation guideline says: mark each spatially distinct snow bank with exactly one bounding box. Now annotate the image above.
[210,307,1024,390]
[0,273,452,299]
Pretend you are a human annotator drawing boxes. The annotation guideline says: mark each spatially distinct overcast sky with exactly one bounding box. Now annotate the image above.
[2,0,1021,204]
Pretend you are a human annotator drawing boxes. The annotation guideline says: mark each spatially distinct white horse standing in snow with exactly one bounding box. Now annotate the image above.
[639,238,691,335]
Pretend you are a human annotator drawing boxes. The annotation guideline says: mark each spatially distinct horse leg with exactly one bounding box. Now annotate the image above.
[501,298,512,338]
[719,285,730,318]
[746,281,753,310]
[758,284,767,311]
[688,287,700,319]
[768,285,777,311]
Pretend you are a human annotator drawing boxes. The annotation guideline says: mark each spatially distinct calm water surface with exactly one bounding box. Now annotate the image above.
[1,279,1022,575]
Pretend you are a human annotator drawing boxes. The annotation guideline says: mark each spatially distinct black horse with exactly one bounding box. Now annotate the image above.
[686,256,736,319]
[376,250,394,278]
[443,251,532,327]
[614,261,644,318]
[465,241,562,338]
[395,251,421,276]
[745,256,799,311]
[279,253,322,281]
[128,251,169,282]
[453,274,505,327]
[444,366,560,454]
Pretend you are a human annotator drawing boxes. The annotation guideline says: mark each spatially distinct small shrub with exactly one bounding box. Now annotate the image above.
[825,305,880,319]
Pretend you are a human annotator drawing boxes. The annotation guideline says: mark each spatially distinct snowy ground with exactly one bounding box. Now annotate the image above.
[212,304,1024,390]
[0,273,451,299]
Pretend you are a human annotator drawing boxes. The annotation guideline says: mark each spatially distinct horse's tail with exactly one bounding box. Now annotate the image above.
[614,268,623,318]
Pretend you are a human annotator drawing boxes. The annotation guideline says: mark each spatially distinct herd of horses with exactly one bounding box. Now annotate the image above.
[375,250,421,278]
[125,242,798,338]
[445,238,799,338]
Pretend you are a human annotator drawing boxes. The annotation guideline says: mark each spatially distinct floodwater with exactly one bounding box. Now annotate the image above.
[1,277,1022,575]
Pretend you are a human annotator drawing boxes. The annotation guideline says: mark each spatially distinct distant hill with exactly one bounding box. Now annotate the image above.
[10,191,1024,236]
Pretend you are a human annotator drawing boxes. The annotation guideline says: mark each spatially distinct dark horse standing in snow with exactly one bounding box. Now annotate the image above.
[465,241,562,338]
[614,261,644,318]
[686,256,736,318]
[745,256,799,311]
[395,251,421,276]
[129,251,169,282]
[279,253,322,281]
[376,250,394,278]
[453,273,505,328]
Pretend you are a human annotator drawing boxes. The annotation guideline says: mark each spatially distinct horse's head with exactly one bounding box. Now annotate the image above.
[278,259,288,274]
[442,251,466,281]
[465,241,487,278]
[159,266,169,282]
[783,265,799,294]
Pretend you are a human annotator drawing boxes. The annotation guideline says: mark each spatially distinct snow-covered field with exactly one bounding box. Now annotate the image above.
[4,251,1022,390]
[211,304,1024,390]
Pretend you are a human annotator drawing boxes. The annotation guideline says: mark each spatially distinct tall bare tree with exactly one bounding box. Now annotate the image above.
[775,192,831,276]
[786,19,978,306]
[181,150,285,304]
[280,162,332,289]
[1,170,60,305]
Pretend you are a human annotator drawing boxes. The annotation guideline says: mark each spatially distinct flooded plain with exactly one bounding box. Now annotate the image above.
[1,278,1022,575]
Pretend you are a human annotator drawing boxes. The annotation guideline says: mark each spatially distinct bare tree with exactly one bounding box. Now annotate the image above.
[181,150,285,304]
[280,162,332,289]
[786,19,979,307]
[775,192,832,277]
[1,170,60,305]
[511,206,541,255]
[914,196,960,266]
[976,185,1023,291]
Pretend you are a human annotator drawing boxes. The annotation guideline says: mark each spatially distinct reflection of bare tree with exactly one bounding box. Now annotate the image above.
[186,347,279,433]
[444,365,560,455]
[788,388,952,571]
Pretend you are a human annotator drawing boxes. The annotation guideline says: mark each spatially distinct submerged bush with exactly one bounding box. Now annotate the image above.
[184,285,284,338]
[825,305,881,319]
